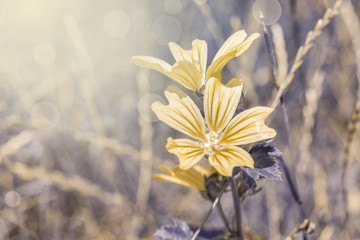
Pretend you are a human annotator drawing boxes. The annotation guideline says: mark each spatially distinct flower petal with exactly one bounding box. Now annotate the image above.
[219,106,277,145]
[158,166,175,176]
[206,32,260,78]
[130,55,172,74]
[152,165,205,191]
[169,42,192,62]
[169,40,207,64]
[172,60,203,90]
[152,87,207,141]
[166,138,207,169]
[191,40,208,80]
[213,31,247,60]
[209,145,254,177]
[204,77,243,134]
[169,40,207,78]
[173,166,206,190]
[193,165,216,177]
[130,55,180,84]
[130,56,201,91]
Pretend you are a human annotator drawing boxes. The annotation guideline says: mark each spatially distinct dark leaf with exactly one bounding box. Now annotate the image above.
[240,162,282,182]
[249,143,281,168]
[237,168,256,188]
[237,144,282,185]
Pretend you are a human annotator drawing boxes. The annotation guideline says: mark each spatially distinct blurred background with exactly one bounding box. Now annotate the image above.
[0,0,359,239]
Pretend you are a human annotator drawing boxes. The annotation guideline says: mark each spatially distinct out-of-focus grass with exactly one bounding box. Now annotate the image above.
[0,0,359,239]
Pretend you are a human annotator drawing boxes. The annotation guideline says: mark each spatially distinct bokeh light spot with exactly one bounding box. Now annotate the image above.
[138,94,164,122]
[33,43,56,65]
[132,11,152,31]
[103,10,131,38]
[31,102,60,130]
[5,191,21,207]
[0,48,20,73]
[252,0,281,25]
[152,15,182,45]
[164,0,183,15]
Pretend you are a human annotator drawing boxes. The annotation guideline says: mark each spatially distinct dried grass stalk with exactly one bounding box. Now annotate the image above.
[271,0,344,108]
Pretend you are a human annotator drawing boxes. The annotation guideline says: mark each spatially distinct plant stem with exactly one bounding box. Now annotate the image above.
[217,202,231,233]
[260,15,278,80]
[271,0,344,109]
[191,179,230,240]
[231,177,243,240]
[277,156,303,206]
[279,101,308,240]
[262,12,308,239]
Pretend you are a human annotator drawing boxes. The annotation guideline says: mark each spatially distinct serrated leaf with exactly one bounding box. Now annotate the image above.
[238,168,257,188]
[249,143,281,168]
[241,162,282,181]
[238,144,282,184]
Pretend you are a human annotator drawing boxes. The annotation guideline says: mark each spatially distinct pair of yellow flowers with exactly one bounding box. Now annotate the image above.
[131,30,276,190]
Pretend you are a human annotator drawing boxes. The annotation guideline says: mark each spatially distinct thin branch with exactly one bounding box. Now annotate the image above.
[277,156,303,208]
[260,13,278,81]
[191,179,230,240]
[263,17,308,238]
[262,16,295,168]
[231,177,243,240]
[278,155,308,239]
[282,101,309,240]
[217,202,232,233]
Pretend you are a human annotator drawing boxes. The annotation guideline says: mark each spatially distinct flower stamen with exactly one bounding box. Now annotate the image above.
[204,131,220,155]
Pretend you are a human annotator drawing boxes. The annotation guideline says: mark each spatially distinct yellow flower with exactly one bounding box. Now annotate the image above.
[152,77,276,176]
[152,165,215,191]
[130,30,260,91]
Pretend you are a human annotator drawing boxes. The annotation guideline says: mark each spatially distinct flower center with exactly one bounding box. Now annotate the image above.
[204,131,220,154]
